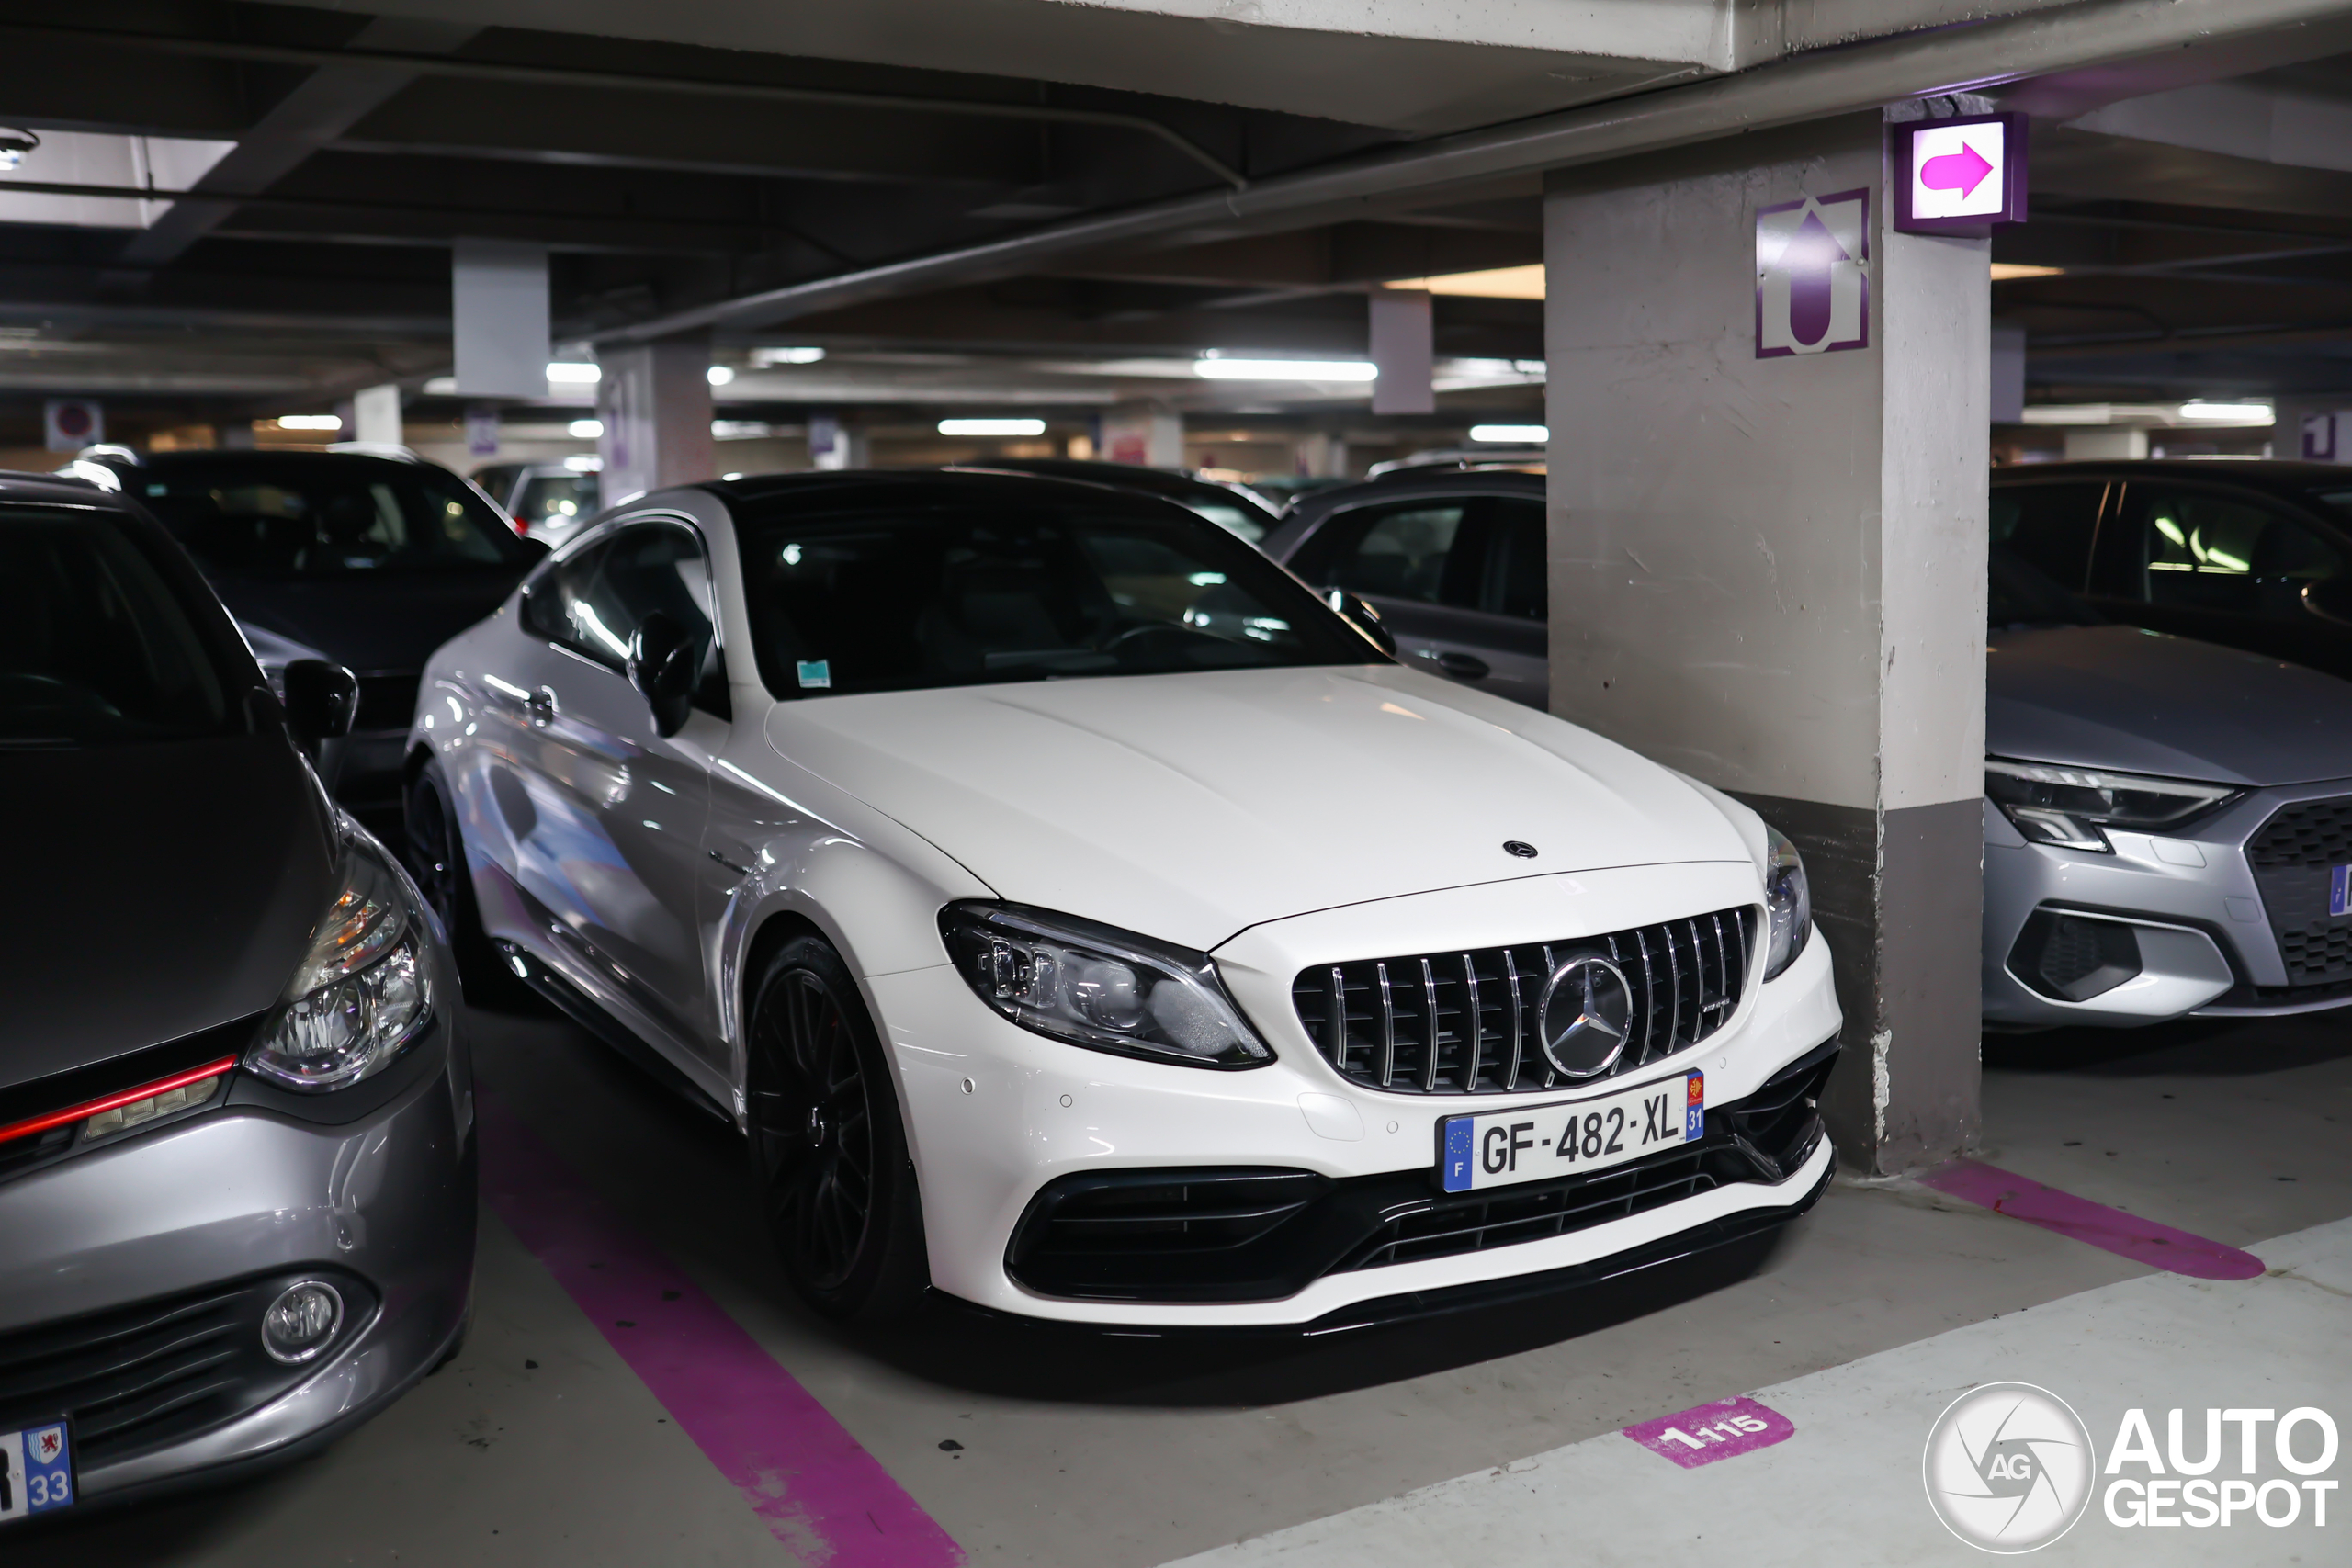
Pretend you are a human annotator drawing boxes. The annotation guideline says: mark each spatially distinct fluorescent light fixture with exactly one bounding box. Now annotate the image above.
[1470,423,1548,444]
[2177,400,2274,424]
[423,376,457,396]
[939,417,1046,436]
[1990,263,2064,281]
[752,346,826,367]
[1193,357,1378,382]
[276,414,342,431]
[564,455,603,472]
[1386,264,1545,299]
[707,365,736,386]
[568,418,603,439]
[713,420,773,440]
[546,361,602,384]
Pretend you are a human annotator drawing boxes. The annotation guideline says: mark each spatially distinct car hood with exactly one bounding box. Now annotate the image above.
[0,733,337,1092]
[1989,624,2352,786]
[763,665,1750,951]
[207,567,522,675]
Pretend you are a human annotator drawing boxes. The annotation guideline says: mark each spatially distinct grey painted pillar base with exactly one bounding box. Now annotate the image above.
[1736,794,1983,1175]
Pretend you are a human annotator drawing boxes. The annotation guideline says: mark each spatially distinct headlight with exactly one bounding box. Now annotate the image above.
[939,903,1272,1070]
[246,843,433,1091]
[1763,824,1811,981]
[1984,758,2240,853]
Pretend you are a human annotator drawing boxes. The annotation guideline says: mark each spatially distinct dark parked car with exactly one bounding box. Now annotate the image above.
[1262,468,1547,708]
[1990,459,2352,682]
[0,473,475,1519]
[965,458,1283,543]
[124,450,544,816]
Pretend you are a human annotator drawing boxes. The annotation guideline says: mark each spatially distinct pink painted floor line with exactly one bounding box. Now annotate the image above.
[1918,1158,2265,1281]
[477,1092,965,1566]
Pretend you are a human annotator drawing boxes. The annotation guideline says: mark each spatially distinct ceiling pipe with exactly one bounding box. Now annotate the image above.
[594,0,2352,344]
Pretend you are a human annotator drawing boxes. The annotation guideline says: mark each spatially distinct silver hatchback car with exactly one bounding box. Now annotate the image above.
[1272,476,2352,1031]
[0,475,474,1525]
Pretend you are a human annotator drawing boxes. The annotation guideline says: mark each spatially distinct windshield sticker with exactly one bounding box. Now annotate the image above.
[797,660,831,690]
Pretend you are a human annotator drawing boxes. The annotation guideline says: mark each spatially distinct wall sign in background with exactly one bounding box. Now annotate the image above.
[1893,111,2028,234]
[1756,188,1870,358]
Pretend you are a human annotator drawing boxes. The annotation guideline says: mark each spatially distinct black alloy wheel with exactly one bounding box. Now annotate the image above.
[747,935,928,1321]
[403,764,530,1008]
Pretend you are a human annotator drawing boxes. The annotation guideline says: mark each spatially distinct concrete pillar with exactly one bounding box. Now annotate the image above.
[1369,289,1435,416]
[597,335,715,505]
[451,239,549,400]
[1544,108,1987,1176]
[353,384,402,447]
[2278,400,2352,463]
[1297,431,1351,478]
[1989,324,2025,425]
[1102,402,1183,468]
[2063,426,2148,461]
[808,413,866,470]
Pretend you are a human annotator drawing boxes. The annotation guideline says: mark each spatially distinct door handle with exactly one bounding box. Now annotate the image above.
[1433,650,1490,681]
[526,686,558,727]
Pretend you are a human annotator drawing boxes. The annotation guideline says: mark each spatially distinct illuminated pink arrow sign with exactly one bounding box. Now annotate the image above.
[1920,141,1995,197]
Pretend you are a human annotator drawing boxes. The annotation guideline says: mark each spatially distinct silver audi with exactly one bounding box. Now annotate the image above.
[1984,544,2352,1028]
[0,473,474,1525]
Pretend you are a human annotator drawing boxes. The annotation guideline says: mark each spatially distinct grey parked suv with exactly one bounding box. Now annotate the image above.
[1263,469,1547,708]
[0,473,474,1522]
[1273,467,2352,1028]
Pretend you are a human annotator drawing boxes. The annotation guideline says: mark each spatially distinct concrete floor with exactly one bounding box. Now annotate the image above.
[40,1001,2352,1566]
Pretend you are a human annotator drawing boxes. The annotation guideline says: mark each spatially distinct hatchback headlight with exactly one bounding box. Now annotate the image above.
[246,843,432,1091]
[1984,758,2240,853]
[1763,824,1812,981]
[939,903,1272,1069]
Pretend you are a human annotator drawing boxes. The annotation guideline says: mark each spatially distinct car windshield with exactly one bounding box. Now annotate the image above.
[2309,487,2352,520]
[1989,542,2102,629]
[515,472,600,530]
[736,494,1378,699]
[0,506,239,746]
[139,457,527,577]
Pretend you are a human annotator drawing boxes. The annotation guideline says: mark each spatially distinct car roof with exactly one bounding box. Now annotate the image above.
[1994,458,2352,498]
[1281,465,1546,519]
[0,469,139,511]
[699,467,1209,513]
[141,449,435,474]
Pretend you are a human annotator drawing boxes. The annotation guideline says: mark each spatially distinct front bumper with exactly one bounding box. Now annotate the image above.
[0,1020,476,1506]
[874,862,1844,1326]
[1983,785,2352,1027]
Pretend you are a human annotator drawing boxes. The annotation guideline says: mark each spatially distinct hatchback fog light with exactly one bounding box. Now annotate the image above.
[261,1280,345,1364]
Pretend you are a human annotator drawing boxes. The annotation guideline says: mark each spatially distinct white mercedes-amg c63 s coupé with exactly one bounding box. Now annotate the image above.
[405,469,1841,1328]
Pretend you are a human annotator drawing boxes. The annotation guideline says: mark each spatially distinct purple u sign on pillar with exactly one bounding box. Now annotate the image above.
[1756,189,1870,359]
[1623,1396,1797,1470]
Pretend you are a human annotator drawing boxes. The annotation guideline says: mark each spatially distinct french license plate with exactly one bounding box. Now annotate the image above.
[1440,1072,1702,1193]
[0,1420,73,1524]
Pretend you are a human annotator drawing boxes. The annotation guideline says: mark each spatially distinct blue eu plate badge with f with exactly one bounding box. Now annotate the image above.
[2332,863,2352,919]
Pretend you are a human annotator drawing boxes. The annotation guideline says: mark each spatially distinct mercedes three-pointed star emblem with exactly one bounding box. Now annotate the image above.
[1536,954,1636,1079]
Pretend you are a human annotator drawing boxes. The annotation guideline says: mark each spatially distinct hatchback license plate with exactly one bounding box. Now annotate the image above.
[1440,1072,1702,1193]
[0,1421,72,1524]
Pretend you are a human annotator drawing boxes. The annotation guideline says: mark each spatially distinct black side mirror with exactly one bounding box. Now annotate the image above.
[628,611,697,737]
[281,659,359,750]
[1326,588,1397,658]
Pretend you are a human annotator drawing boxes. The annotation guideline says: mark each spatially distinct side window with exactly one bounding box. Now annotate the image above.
[519,537,611,646]
[2117,486,2346,616]
[1989,482,2106,591]
[1488,498,1547,621]
[1291,502,1479,607]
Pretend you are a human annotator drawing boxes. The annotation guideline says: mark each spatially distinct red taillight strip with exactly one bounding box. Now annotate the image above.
[0,1055,241,1146]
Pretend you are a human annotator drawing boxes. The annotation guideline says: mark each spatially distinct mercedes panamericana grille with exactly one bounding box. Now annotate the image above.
[408,471,1841,1325]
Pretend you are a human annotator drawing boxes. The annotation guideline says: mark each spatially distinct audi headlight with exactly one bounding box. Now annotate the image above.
[246,842,433,1091]
[1763,824,1812,981]
[1985,758,2240,854]
[940,903,1272,1069]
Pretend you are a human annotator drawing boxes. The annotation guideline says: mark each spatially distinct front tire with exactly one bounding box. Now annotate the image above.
[404,762,532,1010]
[746,935,929,1322]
